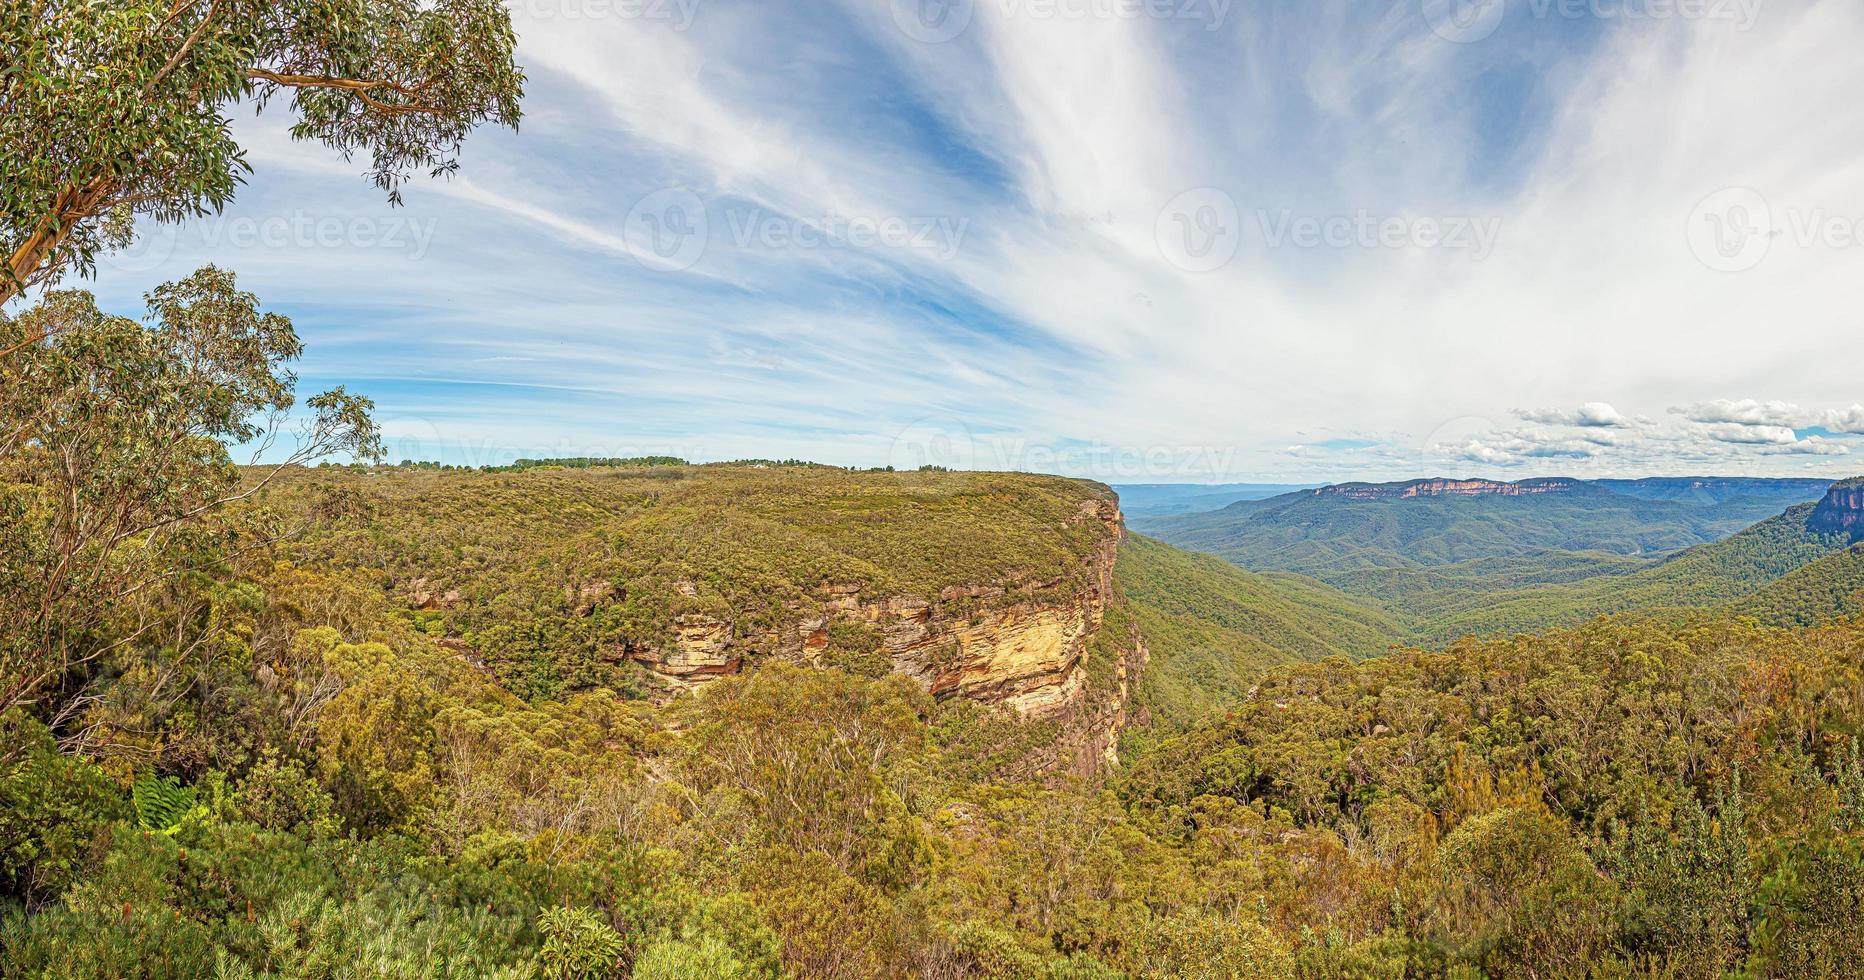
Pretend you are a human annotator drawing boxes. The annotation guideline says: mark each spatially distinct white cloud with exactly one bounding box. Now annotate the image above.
[1823,406,1864,434]
[1766,437,1850,456]
[1678,400,1864,438]
[1700,423,1800,446]
[1517,402,1631,428]
[1681,399,1809,428]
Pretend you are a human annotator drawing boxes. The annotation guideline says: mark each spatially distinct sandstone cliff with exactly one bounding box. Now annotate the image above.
[1809,478,1864,536]
[624,497,1144,774]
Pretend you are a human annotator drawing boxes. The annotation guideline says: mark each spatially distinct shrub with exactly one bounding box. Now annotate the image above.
[0,713,129,905]
[538,905,628,980]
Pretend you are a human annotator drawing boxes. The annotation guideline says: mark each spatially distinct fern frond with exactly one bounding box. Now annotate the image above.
[133,774,195,834]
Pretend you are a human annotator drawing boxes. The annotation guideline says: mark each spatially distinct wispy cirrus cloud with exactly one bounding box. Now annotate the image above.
[57,0,1864,482]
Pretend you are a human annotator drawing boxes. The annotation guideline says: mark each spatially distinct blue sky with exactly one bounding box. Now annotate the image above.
[57,0,1864,482]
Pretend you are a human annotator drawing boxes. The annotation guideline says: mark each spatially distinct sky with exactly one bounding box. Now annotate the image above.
[53,0,1864,483]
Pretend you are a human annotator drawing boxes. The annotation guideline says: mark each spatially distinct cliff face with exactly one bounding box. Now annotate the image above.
[1317,477,1590,500]
[625,498,1143,773]
[1809,480,1864,536]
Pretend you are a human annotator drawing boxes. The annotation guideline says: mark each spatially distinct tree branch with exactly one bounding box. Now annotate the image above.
[2,176,117,310]
[245,69,448,116]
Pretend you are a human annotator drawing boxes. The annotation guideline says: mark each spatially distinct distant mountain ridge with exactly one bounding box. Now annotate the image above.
[1297,475,1837,503]
[1597,476,1837,504]
[1313,477,1595,499]
[1412,483,1864,641]
[1135,475,1829,577]
[1112,482,1320,517]
[1135,474,1860,648]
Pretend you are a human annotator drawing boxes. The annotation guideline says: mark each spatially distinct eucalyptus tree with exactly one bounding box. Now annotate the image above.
[0,0,524,306]
[0,266,383,740]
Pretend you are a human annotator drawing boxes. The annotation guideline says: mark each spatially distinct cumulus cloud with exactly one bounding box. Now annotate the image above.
[1448,431,1604,464]
[1408,397,1863,472]
[1766,437,1850,456]
[1700,423,1800,446]
[1516,403,1631,428]
[1680,399,1808,428]
[1822,407,1864,434]
[1679,400,1864,434]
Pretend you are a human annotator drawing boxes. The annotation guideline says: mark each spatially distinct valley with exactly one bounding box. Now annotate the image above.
[1133,475,1864,648]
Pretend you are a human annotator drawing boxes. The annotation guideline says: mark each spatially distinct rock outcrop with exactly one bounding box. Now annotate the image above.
[406,577,462,610]
[1809,479,1864,537]
[623,496,1143,773]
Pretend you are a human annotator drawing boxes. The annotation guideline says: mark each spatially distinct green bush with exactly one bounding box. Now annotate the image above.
[537,905,627,980]
[0,713,128,904]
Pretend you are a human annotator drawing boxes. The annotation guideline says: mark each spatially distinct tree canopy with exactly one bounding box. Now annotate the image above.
[1,0,524,303]
[0,266,381,733]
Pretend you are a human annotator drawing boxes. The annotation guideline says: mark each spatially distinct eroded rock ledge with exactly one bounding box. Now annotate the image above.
[1810,479,1864,536]
[625,497,1143,772]
[1316,477,1589,499]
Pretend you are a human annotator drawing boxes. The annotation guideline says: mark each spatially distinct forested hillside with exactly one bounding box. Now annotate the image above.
[15,0,1864,975]
[1142,478,1864,650]
[9,535,1864,976]
[1116,615,1864,977]
[1420,502,1864,645]
[1729,544,1864,626]
[1136,478,1824,577]
[1115,535,1406,728]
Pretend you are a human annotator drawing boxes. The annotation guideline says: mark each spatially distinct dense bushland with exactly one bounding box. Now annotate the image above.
[7,279,1864,977]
